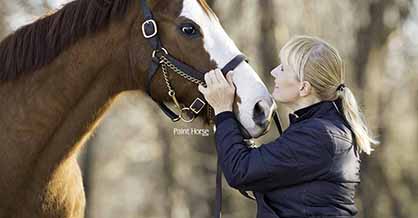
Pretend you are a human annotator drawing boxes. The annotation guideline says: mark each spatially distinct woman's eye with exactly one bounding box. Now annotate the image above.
[181,24,199,37]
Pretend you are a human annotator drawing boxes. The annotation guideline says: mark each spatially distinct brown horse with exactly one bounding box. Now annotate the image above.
[0,0,276,217]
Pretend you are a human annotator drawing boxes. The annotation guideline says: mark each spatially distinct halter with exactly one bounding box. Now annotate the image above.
[140,0,246,123]
[139,0,283,217]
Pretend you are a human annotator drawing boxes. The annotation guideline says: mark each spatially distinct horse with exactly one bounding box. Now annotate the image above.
[0,0,276,217]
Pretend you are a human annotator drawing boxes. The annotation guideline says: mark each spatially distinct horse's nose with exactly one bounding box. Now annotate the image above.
[252,99,271,129]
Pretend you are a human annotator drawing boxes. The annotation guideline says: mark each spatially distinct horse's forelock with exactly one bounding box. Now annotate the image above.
[196,0,216,17]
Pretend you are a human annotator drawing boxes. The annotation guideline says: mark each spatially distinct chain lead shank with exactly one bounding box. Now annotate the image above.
[158,52,210,123]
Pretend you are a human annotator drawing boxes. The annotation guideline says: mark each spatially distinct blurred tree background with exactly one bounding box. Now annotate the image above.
[1,0,418,217]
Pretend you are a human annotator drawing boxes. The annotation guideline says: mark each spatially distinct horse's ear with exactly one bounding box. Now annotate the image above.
[143,0,169,14]
[148,0,159,7]
[149,0,183,14]
[148,0,178,8]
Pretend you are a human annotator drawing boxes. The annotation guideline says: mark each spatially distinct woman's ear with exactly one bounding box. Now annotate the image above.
[299,81,312,97]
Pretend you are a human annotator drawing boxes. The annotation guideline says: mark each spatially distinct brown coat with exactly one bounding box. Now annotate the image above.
[0,0,215,217]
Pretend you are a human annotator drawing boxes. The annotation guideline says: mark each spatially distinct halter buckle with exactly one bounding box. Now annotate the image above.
[190,98,206,114]
[142,19,158,39]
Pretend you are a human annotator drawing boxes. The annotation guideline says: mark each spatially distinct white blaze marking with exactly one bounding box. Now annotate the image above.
[180,0,240,67]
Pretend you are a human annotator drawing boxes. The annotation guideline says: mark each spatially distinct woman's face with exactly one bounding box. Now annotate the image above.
[270,63,301,104]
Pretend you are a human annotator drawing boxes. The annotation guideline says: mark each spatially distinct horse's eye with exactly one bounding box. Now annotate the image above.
[180,24,199,37]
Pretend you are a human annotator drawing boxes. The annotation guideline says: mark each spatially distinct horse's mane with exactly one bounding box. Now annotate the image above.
[0,0,135,81]
[0,0,214,81]
[197,0,215,17]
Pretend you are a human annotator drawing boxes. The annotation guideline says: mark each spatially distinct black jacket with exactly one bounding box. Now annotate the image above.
[215,100,360,218]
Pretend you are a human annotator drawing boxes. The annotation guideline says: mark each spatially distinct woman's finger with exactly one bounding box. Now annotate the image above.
[213,69,225,84]
[226,72,235,87]
[198,84,207,95]
[210,72,218,87]
[214,69,229,85]
[204,70,216,87]
[210,70,221,85]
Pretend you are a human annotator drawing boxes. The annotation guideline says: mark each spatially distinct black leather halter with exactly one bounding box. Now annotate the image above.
[140,0,246,123]
[139,0,283,217]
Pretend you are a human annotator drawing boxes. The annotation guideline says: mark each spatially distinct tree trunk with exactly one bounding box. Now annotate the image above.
[353,1,413,217]
[0,0,8,39]
[258,0,279,82]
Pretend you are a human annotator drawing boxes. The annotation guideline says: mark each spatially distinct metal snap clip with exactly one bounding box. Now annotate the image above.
[180,108,195,123]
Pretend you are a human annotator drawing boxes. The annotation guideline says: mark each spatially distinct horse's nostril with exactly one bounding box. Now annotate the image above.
[253,101,267,128]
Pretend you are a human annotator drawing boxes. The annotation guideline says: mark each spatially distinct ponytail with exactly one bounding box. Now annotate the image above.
[337,87,378,155]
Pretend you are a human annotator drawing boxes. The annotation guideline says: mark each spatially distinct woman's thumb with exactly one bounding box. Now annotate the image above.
[226,73,234,86]
[198,84,206,94]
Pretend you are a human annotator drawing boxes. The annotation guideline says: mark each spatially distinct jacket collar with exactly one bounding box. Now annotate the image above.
[288,100,341,124]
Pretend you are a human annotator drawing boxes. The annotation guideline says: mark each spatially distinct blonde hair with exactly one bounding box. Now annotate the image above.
[280,35,378,155]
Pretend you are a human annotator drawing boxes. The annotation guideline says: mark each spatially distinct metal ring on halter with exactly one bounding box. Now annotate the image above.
[180,108,195,123]
[142,19,158,39]
[152,47,168,59]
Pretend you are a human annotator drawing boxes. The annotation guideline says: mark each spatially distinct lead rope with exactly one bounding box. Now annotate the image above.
[273,111,283,135]
[160,55,234,218]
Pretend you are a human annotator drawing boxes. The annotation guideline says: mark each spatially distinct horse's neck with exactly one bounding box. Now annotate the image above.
[0,14,139,196]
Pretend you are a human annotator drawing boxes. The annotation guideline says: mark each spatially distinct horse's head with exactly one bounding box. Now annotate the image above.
[130,0,276,138]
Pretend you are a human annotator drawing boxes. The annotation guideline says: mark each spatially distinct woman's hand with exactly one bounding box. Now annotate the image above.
[198,69,235,115]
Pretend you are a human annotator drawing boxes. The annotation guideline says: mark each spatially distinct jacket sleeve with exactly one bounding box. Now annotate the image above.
[215,111,334,192]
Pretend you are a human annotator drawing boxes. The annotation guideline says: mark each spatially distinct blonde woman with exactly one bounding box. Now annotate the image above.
[198,36,378,218]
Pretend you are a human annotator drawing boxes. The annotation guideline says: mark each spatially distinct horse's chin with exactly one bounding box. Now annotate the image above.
[240,126,253,140]
[241,120,272,139]
[199,111,272,139]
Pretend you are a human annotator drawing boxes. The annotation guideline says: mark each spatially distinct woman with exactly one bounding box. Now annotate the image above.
[198,36,378,218]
